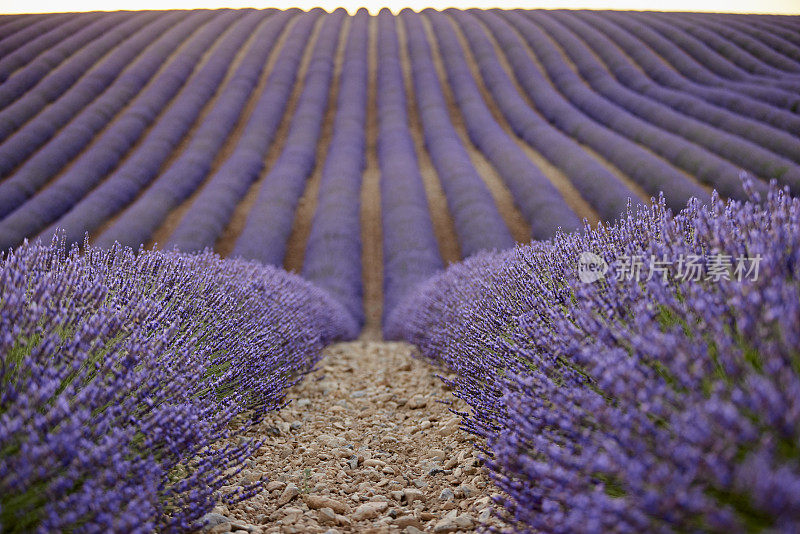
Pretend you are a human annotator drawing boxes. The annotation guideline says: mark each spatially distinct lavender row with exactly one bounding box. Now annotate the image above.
[0,13,145,123]
[672,13,800,72]
[0,13,36,32]
[0,10,240,225]
[655,13,800,82]
[635,11,800,91]
[0,14,57,47]
[0,10,196,178]
[376,8,444,320]
[523,11,800,190]
[402,10,514,255]
[417,10,581,238]
[538,10,800,161]
[738,15,800,51]
[164,10,317,253]
[597,12,800,114]
[232,11,345,265]
[0,14,72,75]
[90,9,293,250]
[389,179,800,532]
[726,16,800,64]
[0,236,356,532]
[301,9,370,325]
[451,9,685,217]
[0,13,92,83]
[486,10,745,201]
[569,12,800,138]
[430,10,634,223]
[0,10,257,251]
[552,11,800,156]
[498,10,761,196]
[620,13,800,107]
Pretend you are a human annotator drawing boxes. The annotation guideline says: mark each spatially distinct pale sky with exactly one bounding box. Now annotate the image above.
[1,0,799,15]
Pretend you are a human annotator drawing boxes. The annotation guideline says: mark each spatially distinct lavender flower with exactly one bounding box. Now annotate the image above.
[1,233,356,532]
[390,179,800,532]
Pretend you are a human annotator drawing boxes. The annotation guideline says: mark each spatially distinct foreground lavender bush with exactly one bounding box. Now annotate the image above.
[0,236,356,532]
[389,180,800,532]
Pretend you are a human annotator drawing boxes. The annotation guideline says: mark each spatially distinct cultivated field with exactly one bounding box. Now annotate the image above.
[1,8,799,533]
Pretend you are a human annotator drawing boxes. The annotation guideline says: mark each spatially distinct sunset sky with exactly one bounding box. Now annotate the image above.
[1,0,799,15]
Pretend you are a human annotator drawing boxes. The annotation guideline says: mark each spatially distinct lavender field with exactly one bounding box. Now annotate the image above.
[1,7,799,533]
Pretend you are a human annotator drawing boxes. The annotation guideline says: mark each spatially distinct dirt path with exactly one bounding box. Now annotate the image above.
[359,15,384,340]
[200,340,508,534]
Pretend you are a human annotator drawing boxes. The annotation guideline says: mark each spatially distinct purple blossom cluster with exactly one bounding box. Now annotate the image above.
[0,234,356,532]
[388,179,800,532]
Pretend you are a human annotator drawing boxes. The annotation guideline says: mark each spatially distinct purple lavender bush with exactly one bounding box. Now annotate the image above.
[232,10,344,266]
[0,11,193,178]
[376,8,444,321]
[388,179,800,532]
[0,235,356,532]
[401,9,515,255]
[301,9,369,325]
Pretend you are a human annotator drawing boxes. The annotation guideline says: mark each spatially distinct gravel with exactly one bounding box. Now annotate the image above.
[199,341,511,533]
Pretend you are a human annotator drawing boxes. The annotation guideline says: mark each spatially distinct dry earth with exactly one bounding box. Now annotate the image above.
[194,341,511,534]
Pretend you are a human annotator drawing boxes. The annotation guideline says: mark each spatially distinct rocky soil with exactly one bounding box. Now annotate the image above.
[196,340,511,534]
